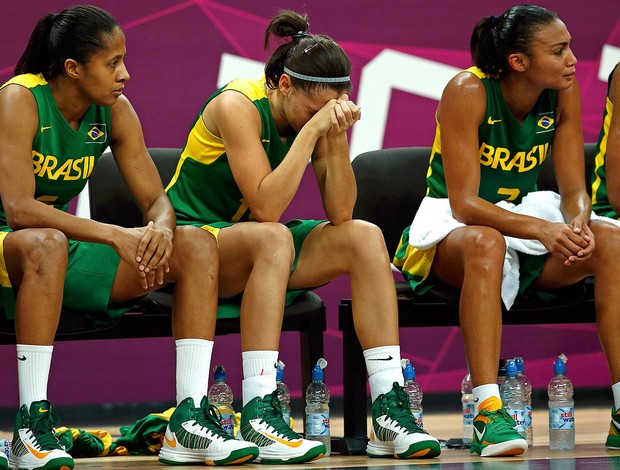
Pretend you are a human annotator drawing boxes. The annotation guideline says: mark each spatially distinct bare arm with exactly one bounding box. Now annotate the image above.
[311,96,360,224]
[440,73,588,263]
[0,84,126,243]
[109,95,175,284]
[208,90,337,222]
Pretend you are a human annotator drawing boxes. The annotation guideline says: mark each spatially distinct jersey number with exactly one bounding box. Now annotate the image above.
[497,187,520,202]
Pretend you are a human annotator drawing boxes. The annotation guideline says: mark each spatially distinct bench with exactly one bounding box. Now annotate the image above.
[0,148,327,397]
[334,144,598,455]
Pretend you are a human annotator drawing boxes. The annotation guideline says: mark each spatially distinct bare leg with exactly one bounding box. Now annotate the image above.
[535,221,620,383]
[216,222,294,351]
[4,229,69,345]
[288,220,398,349]
[432,226,505,387]
[109,225,219,340]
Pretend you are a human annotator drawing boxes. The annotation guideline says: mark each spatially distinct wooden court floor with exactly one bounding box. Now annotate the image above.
[2,407,620,468]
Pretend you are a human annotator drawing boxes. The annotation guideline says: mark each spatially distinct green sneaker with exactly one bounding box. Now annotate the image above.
[367,382,441,459]
[606,407,620,449]
[158,396,258,465]
[470,401,528,457]
[237,390,325,464]
[0,449,7,470]
[9,400,74,470]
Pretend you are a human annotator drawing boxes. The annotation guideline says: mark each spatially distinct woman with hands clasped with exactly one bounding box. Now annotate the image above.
[394,4,620,458]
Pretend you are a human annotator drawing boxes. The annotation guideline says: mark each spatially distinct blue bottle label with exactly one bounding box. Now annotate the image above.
[306,412,330,436]
[219,413,234,435]
[462,403,475,427]
[412,411,423,428]
[282,412,291,427]
[525,405,532,428]
[549,407,575,430]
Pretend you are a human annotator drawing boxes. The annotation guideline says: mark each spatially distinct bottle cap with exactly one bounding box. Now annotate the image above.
[506,359,517,377]
[514,356,524,372]
[214,365,226,382]
[311,363,324,381]
[403,362,416,380]
[553,354,567,374]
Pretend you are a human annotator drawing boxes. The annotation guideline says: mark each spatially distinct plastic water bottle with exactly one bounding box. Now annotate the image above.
[515,356,533,446]
[500,359,526,437]
[0,439,10,461]
[461,368,475,439]
[497,358,507,389]
[276,360,292,428]
[402,360,423,428]
[305,358,330,456]
[548,354,575,450]
[208,365,235,435]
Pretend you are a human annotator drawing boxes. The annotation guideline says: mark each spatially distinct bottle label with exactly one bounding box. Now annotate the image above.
[282,412,291,428]
[525,405,532,428]
[306,412,330,436]
[506,407,526,433]
[412,411,423,428]
[549,407,574,430]
[462,403,475,427]
[219,413,235,435]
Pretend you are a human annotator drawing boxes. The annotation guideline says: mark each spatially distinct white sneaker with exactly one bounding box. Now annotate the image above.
[158,396,258,465]
[367,383,441,459]
[238,391,325,464]
[9,400,74,470]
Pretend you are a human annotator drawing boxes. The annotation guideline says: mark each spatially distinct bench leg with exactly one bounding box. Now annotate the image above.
[333,299,368,455]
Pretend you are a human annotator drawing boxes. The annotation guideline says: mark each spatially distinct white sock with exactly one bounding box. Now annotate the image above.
[17,344,53,408]
[176,338,214,406]
[242,350,278,406]
[612,382,620,410]
[364,345,403,402]
[473,383,501,412]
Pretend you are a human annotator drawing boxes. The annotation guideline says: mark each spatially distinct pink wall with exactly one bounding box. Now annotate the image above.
[1,1,619,409]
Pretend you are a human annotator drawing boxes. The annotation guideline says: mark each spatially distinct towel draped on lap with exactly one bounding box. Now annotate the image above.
[408,191,620,309]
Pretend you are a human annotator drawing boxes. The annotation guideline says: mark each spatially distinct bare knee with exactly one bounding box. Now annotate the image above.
[6,229,69,280]
[342,220,390,263]
[169,226,219,275]
[462,227,505,273]
[251,222,295,269]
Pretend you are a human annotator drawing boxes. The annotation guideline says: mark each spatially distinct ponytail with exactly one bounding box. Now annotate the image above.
[263,10,351,94]
[14,14,57,77]
[470,4,559,78]
[14,5,120,81]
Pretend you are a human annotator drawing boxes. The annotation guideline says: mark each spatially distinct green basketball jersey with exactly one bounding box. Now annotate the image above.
[166,77,295,224]
[591,63,618,219]
[0,73,111,223]
[426,66,557,204]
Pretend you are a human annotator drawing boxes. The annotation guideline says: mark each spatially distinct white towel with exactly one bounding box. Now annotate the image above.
[408,191,620,309]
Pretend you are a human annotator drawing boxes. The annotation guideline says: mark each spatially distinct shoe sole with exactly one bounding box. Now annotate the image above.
[256,445,326,465]
[9,457,74,470]
[159,448,259,466]
[471,439,528,457]
[367,439,441,459]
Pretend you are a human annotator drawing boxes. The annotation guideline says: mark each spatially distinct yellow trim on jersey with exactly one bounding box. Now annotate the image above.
[165,78,268,192]
[466,66,487,80]
[0,232,12,288]
[592,96,613,205]
[425,116,442,196]
[1,73,47,90]
[393,243,437,283]
[200,224,220,239]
